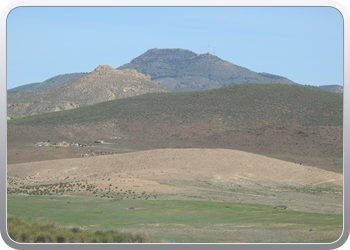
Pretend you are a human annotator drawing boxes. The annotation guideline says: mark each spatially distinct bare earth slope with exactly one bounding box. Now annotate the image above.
[7,65,168,119]
[7,148,343,214]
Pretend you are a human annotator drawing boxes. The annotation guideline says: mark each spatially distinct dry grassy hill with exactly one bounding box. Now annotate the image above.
[8,83,342,171]
[7,148,343,214]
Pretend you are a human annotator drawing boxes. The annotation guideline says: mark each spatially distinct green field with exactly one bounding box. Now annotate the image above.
[7,195,343,243]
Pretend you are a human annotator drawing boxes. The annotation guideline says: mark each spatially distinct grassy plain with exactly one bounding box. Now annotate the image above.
[7,195,342,243]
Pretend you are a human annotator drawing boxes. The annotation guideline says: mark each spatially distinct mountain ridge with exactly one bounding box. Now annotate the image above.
[8,83,343,129]
[7,48,343,94]
[7,72,88,94]
[117,48,297,91]
[7,65,168,119]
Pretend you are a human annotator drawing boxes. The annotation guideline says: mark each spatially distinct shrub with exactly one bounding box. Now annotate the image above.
[71,227,81,233]
[7,215,151,243]
[56,235,66,243]
[34,235,47,243]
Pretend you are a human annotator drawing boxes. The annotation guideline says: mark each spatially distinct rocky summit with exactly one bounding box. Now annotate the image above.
[118,48,297,91]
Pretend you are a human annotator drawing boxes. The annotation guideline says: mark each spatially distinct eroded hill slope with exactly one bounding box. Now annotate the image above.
[7,65,168,119]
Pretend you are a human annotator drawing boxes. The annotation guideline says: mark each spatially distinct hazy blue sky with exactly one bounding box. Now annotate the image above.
[7,6,343,89]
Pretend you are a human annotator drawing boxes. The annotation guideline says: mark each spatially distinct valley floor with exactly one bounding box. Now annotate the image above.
[7,147,344,243]
[7,196,343,244]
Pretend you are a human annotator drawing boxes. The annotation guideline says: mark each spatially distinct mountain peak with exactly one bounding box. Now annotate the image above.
[118,48,296,91]
[146,48,197,55]
[129,48,198,64]
[93,65,113,72]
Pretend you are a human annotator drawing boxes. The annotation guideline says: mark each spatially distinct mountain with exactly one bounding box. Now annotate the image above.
[317,85,343,93]
[8,49,342,95]
[7,65,168,119]
[7,73,88,94]
[8,83,343,171]
[303,84,343,93]
[117,48,297,91]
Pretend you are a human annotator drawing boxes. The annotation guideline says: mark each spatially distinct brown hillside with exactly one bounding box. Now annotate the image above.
[7,148,343,214]
[7,65,168,119]
[7,84,342,172]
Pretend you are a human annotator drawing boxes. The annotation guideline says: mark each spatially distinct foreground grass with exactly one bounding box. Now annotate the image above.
[7,215,151,243]
[7,195,343,243]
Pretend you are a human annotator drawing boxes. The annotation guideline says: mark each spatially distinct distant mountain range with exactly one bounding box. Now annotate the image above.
[7,65,168,119]
[7,48,343,94]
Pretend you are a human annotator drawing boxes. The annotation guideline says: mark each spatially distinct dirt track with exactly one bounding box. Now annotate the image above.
[7,148,343,214]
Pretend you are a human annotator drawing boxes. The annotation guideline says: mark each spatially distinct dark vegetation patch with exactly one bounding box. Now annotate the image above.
[7,215,151,243]
[8,83,343,127]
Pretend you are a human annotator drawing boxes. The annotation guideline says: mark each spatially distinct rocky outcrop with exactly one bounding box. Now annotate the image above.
[7,65,168,119]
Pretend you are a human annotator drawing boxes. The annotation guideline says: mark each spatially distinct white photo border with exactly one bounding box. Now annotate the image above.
[1,1,349,249]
